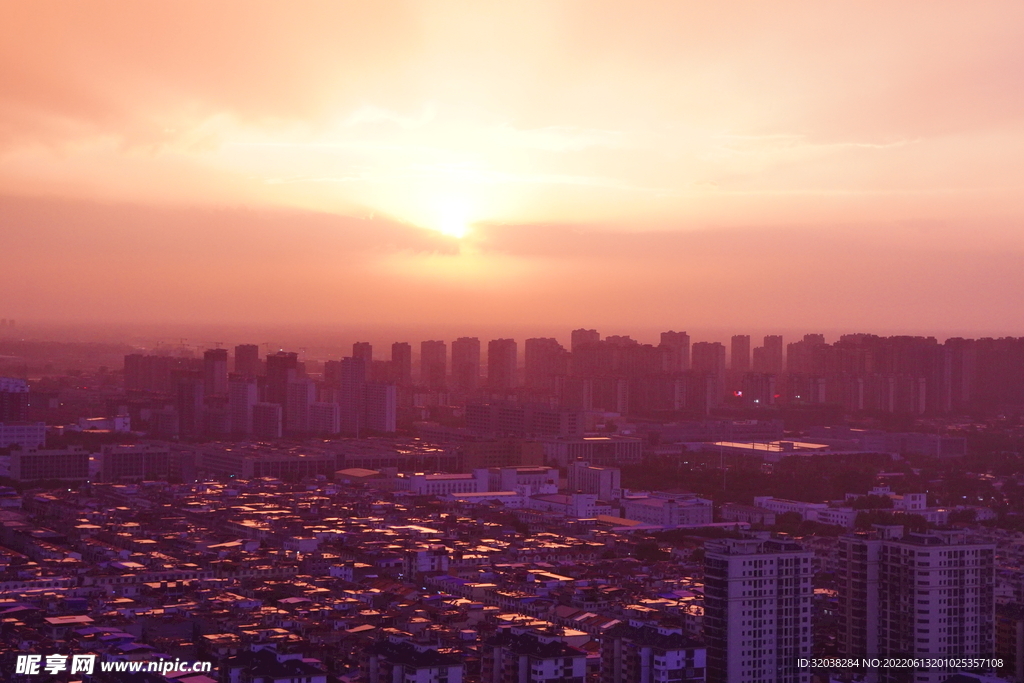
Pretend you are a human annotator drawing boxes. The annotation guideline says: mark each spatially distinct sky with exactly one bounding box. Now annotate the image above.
[2,1,1024,339]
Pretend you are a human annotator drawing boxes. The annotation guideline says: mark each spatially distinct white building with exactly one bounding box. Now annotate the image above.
[401,472,485,496]
[252,403,283,439]
[286,378,316,433]
[812,507,858,528]
[0,378,29,393]
[0,422,46,450]
[229,375,258,435]
[542,435,643,467]
[622,493,713,528]
[567,461,621,501]
[703,536,814,683]
[368,634,464,683]
[837,527,995,683]
[364,383,397,433]
[603,620,706,683]
[528,492,612,518]
[477,465,559,496]
[752,496,828,521]
[309,402,341,435]
[444,490,526,508]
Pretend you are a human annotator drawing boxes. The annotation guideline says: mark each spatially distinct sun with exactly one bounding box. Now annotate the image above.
[433,197,472,238]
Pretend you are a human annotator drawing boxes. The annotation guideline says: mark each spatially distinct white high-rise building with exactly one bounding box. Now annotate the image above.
[704,536,813,683]
[837,526,996,683]
[363,383,396,433]
[309,401,341,435]
[286,378,316,434]
[228,375,258,435]
[252,402,283,439]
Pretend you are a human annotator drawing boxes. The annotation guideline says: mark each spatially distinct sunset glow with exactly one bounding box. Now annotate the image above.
[2,1,1024,333]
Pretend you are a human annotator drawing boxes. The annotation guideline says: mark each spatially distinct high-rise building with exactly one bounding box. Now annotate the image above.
[265,351,298,421]
[175,373,205,439]
[661,330,691,371]
[704,536,813,683]
[391,342,413,386]
[233,344,260,377]
[203,348,228,396]
[692,342,727,405]
[451,337,481,392]
[752,335,785,374]
[420,340,447,390]
[731,335,751,372]
[339,357,367,435]
[352,341,373,365]
[252,402,283,439]
[286,378,316,434]
[571,328,600,352]
[309,401,341,435]
[837,527,996,683]
[228,374,258,435]
[363,383,397,433]
[996,603,1024,683]
[0,377,28,422]
[692,342,727,376]
[524,337,568,393]
[124,354,196,393]
[487,338,518,392]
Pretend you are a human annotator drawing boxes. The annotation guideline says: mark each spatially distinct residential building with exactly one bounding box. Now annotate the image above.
[451,337,481,392]
[661,331,691,372]
[703,536,814,683]
[482,626,587,683]
[421,340,447,390]
[233,343,260,377]
[392,342,413,386]
[252,402,283,439]
[286,378,316,434]
[488,338,518,392]
[524,337,568,393]
[228,374,258,435]
[309,401,341,435]
[837,527,996,683]
[602,620,706,683]
[203,348,228,396]
[367,633,465,683]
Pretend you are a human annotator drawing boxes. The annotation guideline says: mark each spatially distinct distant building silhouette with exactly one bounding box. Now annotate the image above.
[391,342,413,386]
[420,340,447,390]
[661,330,691,371]
[451,337,481,392]
[487,338,517,392]
[233,343,260,377]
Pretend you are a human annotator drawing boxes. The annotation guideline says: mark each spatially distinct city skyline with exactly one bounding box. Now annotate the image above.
[3,2,1024,333]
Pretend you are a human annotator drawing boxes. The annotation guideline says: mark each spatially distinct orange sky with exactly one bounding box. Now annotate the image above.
[2,1,1024,334]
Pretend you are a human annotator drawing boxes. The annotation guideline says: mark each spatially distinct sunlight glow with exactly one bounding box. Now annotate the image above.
[432,197,473,238]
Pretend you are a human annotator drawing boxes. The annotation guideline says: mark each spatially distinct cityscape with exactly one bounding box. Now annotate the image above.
[3,2,1024,683]
[0,327,1022,682]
